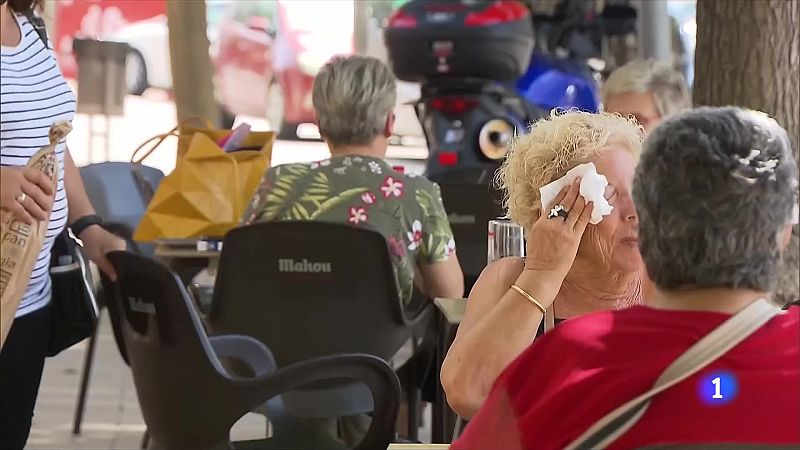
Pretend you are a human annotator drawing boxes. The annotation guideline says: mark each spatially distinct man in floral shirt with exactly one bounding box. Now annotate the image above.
[242,56,464,304]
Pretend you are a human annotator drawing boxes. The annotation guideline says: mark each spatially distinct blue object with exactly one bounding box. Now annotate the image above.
[697,371,739,406]
[516,52,600,112]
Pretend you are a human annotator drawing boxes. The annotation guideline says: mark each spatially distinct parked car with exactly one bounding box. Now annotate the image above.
[108,1,230,95]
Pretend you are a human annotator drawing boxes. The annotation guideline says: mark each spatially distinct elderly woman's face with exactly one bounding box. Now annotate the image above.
[576,146,642,273]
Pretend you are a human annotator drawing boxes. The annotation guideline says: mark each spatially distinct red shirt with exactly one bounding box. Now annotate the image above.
[453,305,800,449]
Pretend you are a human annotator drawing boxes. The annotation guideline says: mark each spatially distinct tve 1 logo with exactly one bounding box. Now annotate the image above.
[698,371,738,406]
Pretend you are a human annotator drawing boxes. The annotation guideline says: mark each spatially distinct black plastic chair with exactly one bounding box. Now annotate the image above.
[206,221,435,440]
[107,251,401,450]
[72,162,164,435]
[432,176,504,295]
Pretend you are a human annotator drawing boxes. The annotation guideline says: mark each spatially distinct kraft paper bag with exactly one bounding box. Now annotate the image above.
[1,122,70,349]
[134,131,274,241]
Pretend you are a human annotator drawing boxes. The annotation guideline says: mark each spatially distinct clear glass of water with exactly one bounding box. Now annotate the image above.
[487,218,525,263]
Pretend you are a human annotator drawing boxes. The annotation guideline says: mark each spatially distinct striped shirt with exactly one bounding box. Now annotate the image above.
[1,13,73,317]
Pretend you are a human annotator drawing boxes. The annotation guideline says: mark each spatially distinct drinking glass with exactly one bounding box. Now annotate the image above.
[487,218,525,263]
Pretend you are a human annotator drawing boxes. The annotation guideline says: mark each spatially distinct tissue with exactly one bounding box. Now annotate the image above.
[539,162,614,225]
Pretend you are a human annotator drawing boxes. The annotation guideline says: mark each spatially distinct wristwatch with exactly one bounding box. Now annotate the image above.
[70,214,104,237]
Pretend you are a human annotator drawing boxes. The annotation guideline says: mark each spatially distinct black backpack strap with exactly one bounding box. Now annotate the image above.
[20,8,49,49]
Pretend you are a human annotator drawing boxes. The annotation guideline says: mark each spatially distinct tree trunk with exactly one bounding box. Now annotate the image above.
[694,0,800,304]
[166,0,221,127]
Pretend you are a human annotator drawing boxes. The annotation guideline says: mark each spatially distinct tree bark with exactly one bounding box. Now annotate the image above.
[166,0,221,126]
[694,0,800,304]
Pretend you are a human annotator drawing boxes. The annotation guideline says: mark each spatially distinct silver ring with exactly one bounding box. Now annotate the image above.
[548,204,568,220]
[16,192,27,204]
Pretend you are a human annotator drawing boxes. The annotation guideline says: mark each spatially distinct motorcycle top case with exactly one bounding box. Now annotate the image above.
[385,0,535,83]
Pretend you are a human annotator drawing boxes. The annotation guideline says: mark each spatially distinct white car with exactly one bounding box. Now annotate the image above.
[110,14,171,95]
[109,2,229,95]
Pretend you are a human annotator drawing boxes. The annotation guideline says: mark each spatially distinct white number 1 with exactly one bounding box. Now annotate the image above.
[712,377,723,399]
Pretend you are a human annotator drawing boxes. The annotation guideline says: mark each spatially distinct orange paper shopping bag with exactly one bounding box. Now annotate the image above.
[133,131,274,241]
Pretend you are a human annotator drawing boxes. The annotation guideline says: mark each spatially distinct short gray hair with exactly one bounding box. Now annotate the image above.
[603,59,691,119]
[633,107,798,292]
[312,55,397,147]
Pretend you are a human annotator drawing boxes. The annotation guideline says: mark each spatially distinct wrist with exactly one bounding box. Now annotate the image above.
[70,214,104,238]
[513,269,563,309]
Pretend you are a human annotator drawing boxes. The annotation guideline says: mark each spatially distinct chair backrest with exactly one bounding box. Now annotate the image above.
[207,221,422,367]
[99,273,129,365]
[433,179,504,290]
[79,162,164,239]
[107,251,244,447]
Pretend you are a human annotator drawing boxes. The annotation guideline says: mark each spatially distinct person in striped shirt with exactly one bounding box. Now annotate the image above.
[0,1,126,448]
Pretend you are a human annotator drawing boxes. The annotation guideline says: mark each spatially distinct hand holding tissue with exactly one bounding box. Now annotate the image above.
[539,163,613,225]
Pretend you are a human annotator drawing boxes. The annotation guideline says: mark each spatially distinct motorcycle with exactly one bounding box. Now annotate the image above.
[385,0,540,181]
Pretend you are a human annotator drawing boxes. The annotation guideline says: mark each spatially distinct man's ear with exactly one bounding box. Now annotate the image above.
[383,111,395,138]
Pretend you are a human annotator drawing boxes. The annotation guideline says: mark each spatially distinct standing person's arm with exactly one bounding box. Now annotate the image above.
[63,149,126,279]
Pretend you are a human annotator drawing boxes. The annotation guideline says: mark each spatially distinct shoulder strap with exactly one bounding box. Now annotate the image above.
[544,303,556,331]
[565,299,782,450]
[20,9,49,49]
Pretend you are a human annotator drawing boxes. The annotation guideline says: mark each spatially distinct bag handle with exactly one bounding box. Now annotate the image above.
[565,298,782,450]
[130,116,215,164]
[224,151,245,221]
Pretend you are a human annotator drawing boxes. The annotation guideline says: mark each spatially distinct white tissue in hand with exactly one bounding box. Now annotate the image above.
[539,162,614,225]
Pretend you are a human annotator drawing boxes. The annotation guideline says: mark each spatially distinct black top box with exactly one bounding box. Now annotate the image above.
[385,0,535,83]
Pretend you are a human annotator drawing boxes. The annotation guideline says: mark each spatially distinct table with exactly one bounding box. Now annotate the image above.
[154,239,222,314]
[154,239,222,264]
[431,297,468,443]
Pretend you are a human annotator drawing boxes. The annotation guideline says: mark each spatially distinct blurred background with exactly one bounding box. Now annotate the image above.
[40,0,696,175]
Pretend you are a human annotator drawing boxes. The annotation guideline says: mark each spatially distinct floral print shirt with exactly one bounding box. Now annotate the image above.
[242,155,456,304]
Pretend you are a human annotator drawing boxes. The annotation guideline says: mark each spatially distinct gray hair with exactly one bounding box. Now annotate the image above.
[312,55,397,147]
[633,107,798,292]
[603,59,691,119]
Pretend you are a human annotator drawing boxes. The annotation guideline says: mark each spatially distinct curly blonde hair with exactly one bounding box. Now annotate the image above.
[496,110,644,230]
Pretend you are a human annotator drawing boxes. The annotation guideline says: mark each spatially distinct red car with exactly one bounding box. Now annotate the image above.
[214,0,354,139]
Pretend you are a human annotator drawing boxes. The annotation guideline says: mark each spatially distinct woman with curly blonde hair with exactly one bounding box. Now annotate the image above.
[441,110,646,418]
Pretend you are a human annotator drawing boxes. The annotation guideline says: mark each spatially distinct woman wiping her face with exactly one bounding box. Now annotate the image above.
[452,107,799,449]
[441,111,647,419]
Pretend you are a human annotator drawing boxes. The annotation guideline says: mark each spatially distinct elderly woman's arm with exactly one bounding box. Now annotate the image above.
[441,177,592,418]
[440,259,562,418]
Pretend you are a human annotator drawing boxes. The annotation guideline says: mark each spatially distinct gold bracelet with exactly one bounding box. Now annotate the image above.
[510,284,547,315]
